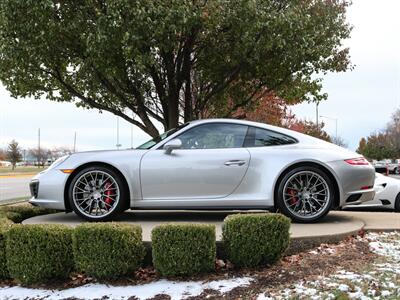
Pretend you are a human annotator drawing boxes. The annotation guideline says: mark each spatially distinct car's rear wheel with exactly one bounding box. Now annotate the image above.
[276,166,334,223]
[68,166,127,221]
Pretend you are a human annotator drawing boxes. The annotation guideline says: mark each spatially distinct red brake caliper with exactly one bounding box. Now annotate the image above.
[287,188,298,205]
[104,181,113,209]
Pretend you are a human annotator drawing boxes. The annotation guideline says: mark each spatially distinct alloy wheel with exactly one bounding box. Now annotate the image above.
[283,170,330,219]
[72,170,120,218]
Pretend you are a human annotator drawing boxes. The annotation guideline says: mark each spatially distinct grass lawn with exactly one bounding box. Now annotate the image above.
[0,166,46,175]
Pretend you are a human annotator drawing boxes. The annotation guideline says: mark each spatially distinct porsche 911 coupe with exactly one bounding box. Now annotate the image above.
[29,119,375,223]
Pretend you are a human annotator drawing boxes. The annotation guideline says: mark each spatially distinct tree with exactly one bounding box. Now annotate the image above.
[357,109,400,160]
[6,140,22,170]
[29,148,50,167]
[220,92,297,127]
[50,147,73,160]
[357,137,367,154]
[286,119,332,142]
[357,133,394,161]
[331,136,347,148]
[0,0,352,137]
[386,109,400,158]
[0,149,6,161]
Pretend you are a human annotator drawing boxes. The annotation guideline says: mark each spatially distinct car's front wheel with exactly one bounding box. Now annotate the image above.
[68,166,127,221]
[276,166,334,223]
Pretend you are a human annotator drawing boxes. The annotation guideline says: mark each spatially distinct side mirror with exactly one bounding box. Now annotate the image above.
[163,138,182,154]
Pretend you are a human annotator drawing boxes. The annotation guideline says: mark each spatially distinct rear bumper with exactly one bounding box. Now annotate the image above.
[326,160,375,207]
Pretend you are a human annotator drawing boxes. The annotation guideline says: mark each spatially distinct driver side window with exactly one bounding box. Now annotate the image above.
[177,123,248,149]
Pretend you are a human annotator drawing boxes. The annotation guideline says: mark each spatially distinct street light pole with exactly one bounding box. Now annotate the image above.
[73,131,77,153]
[130,112,134,149]
[116,117,121,150]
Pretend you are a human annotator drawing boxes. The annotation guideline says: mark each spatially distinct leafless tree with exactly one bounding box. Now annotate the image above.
[331,136,348,148]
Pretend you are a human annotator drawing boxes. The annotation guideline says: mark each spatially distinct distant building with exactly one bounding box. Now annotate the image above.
[0,161,11,167]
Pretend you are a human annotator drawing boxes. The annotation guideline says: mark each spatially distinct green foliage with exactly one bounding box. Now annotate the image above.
[152,224,216,276]
[357,132,395,160]
[0,205,57,223]
[73,223,145,279]
[6,140,22,170]
[6,224,73,284]
[0,226,10,279]
[222,213,290,267]
[287,119,332,142]
[0,0,352,135]
[0,205,53,279]
[358,109,400,160]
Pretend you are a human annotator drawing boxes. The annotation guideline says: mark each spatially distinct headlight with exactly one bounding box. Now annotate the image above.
[48,155,70,170]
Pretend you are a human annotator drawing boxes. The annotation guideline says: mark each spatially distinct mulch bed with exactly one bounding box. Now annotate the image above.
[187,233,376,299]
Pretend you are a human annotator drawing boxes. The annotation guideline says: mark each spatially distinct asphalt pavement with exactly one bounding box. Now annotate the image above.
[0,175,33,202]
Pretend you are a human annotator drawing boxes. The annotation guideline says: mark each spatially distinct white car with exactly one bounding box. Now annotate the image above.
[346,173,400,211]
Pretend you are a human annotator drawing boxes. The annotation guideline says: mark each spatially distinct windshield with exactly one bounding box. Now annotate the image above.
[136,124,188,150]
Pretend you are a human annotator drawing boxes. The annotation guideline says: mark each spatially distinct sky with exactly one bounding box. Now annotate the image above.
[0,0,399,152]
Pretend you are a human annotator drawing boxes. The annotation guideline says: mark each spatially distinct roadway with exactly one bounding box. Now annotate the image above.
[0,175,33,202]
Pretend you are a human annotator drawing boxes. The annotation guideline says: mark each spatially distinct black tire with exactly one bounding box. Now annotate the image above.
[394,167,399,175]
[395,193,400,212]
[68,165,128,221]
[275,166,335,223]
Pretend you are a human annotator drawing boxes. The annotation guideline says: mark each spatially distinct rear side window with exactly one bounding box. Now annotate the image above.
[245,127,297,147]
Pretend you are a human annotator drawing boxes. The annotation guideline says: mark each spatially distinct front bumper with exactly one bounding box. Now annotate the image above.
[28,169,70,211]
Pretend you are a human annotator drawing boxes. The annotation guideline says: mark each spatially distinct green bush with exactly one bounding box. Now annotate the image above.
[152,224,216,276]
[0,205,57,223]
[0,226,11,279]
[73,223,145,279]
[222,213,290,267]
[6,224,73,284]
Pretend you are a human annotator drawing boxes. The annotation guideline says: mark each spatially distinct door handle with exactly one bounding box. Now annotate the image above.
[224,160,246,166]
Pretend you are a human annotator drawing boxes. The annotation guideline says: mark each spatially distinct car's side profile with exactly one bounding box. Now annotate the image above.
[29,119,375,223]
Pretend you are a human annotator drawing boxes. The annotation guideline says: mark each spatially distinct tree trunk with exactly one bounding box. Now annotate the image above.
[168,94,179,129]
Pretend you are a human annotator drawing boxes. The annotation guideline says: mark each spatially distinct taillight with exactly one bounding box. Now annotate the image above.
[345,157,370,166]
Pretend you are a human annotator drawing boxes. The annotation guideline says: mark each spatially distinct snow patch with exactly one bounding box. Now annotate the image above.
[0,277,253,300]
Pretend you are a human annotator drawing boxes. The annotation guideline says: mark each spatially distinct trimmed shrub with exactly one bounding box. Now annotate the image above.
[6,224,73,284]
[73,223,145,279]
[222,213,290,267]
[0,205,57,223]
[0,225,11,279]
[152,224,216,276]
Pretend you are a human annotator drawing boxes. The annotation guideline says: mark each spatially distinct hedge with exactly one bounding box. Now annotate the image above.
[222,213,290,267]
[0,226,10,279]
[0,205,57,223]
[0,205,57,280]
[152,224,216,276]
[73,223,145,279]
[6,224,73,284]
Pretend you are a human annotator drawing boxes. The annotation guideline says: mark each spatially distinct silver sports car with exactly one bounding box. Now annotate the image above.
[29,119,375,223]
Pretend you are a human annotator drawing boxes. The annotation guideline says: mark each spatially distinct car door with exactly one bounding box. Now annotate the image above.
[140,123,251,200]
